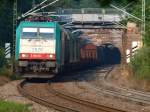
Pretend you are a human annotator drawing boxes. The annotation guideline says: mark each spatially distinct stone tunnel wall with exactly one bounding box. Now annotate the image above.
[79,26,141,64]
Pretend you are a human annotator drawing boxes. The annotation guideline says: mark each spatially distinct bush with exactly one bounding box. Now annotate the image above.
[0,100,31,112]
[130,47,150,79]
[0,47,11,77]
[0,67,11,77]
[0,47,6,68]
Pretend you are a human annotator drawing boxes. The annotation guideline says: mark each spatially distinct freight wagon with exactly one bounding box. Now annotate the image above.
[80,42,97,66]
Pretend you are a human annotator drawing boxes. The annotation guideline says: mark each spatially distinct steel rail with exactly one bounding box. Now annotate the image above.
[18,80,78,112]
[18,79,126,112]
[48,83,126,112]
[102,69,150,105]
[78,65,150,105]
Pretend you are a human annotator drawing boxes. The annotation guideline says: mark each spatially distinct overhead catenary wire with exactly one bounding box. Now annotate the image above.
[23,0,59,18]
[122,1,134,9]
[110,4,142,21]
[27,12,56,17]
[111,21,127,29]
[22,0,48,17]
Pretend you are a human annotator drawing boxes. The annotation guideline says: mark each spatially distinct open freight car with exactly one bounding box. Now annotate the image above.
[80,42,97,66]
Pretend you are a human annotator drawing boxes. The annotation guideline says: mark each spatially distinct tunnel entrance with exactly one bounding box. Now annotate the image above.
[79,28,124,66]
[97,43,121,65]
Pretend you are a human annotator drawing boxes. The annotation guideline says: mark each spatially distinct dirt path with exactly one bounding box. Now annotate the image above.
[0,80,59,112]
[0,76,10,86]
[106,65,150,92]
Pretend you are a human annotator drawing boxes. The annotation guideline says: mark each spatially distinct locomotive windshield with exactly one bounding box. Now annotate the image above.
[22,27,55,39]
[39,28,54,39]
[22,28,37,39]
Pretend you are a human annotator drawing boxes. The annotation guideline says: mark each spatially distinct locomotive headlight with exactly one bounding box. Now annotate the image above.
[21,54,29,58]
[49,54,53,58]
[22,54,26,57]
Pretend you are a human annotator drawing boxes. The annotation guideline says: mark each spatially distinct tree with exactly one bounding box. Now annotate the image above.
[129,0,150,79]
[0,47,6,68]
[0,0,13,47]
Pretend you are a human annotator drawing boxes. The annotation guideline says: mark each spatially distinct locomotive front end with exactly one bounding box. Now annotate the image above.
[16,22,59,76]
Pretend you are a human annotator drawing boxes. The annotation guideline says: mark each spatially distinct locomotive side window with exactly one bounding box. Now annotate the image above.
[39,28,54,39]
[22,28,37,39]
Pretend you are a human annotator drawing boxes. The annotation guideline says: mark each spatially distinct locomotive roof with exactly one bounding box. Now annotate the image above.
[18,21,59,28]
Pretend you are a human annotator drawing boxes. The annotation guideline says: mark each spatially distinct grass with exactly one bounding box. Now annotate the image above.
[0,67,11,77]
[0,100,31,112]
[0,66,23,80]
[130,47,150,80]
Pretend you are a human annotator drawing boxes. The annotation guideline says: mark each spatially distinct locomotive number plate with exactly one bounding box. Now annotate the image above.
[32,47,43,53]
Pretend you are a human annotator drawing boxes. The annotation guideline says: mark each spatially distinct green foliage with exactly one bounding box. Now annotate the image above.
[127,0,150,47]
[96,0,139,7]
[0,67,11,77]
[0,100,31,112]
[96,0,111,6]
[130,47,150,80]
[127,0,150,80]
[144,29,150,46]
[47,0,100,9]
[79,0,100,8]
[0,47,11,77]
[0,0,13,47]
[0,47,6,68]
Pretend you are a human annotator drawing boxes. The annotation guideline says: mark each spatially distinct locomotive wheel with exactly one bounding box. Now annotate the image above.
[53,68,58,74]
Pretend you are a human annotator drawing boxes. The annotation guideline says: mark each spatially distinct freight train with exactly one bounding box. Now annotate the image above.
[15,21,98,78]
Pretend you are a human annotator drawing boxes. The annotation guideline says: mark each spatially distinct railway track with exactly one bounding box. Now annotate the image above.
[18,80,76,112]
[102,66,150,105]
[81,82,150,105]
[103,75,150,105]
[18,79,126,112]
[75,65,150,105]
[17,65,150,112]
